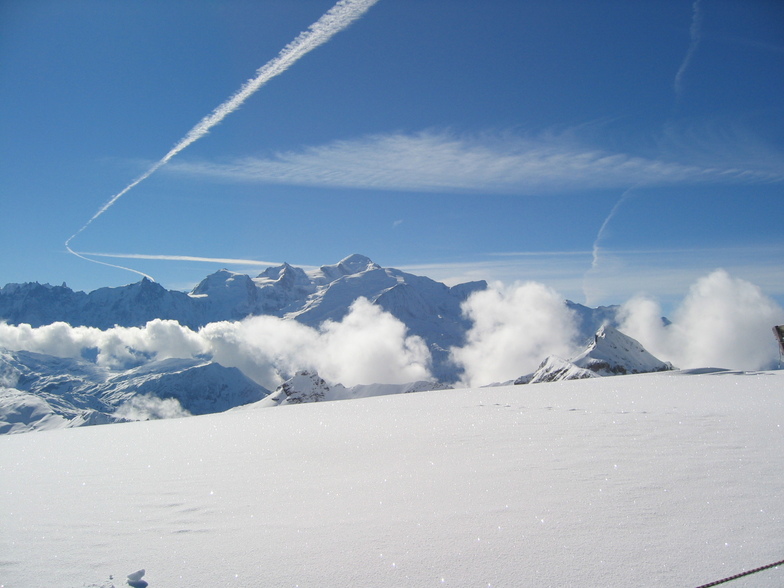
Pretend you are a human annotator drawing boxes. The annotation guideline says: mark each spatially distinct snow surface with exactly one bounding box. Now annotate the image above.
[2,370,783,587]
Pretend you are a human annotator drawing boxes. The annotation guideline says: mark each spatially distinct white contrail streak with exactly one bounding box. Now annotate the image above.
[582,185,638,306]
[674,0,703,101]
[65,0,380,274]
[589,186,636,271]
[80,252,282,266]
[66,249,156,282]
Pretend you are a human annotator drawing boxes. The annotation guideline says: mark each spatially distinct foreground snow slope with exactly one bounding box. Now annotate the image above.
[1,370,783,587]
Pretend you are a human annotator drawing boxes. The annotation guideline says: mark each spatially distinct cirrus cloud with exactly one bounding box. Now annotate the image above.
[166,129,784,195]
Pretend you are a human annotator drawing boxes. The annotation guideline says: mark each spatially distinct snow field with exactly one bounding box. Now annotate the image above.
[1,370,783,587]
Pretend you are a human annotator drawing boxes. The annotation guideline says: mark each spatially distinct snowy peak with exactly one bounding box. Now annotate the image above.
[518,356,598,385]
[254,370,449,407]
[311,254,381,284]
[190,269,251,297]
[571,324,673,376]
[519,325,673,384]
[257,262,310,288]
[267,370,347,405]
[189,270,260,320]
[77,280,201,329]
[94,276,166,303]
[336,253,381,275]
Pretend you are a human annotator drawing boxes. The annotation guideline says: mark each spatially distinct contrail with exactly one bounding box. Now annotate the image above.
[66,249,156,282]
[589,186,636,272]
[65,0,380,275]
[582,185,638,305]
[674,0,703,101]
[79,252,282,267]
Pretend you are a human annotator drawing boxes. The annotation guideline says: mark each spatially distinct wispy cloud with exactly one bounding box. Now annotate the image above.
[166,128,783,195]
[61,251,156,283]
[399,250,593,289]
[674,0,703,101]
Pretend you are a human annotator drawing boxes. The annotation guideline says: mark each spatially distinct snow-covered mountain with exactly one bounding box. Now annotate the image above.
[0,278,205,329]
[249,369,451,407]
[0,349,269,434]
[0,254,619,383]
[517,324,674,384]
[516,355,600,384]
[194,254,490,380]
[570,324,674,375]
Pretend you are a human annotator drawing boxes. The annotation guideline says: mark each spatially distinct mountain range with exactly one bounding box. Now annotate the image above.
[1,323,674,434]
[0,254,670,433]
[0,254,616,380]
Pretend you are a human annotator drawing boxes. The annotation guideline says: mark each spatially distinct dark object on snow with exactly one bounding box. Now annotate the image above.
[773,325,784,356]
[127,569,148,588]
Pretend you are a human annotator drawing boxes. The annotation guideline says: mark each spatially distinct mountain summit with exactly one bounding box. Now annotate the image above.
[571,324,674,376]
[518,324,674,384]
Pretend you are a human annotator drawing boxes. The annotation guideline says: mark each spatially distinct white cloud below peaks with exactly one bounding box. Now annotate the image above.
[618,269,784,370]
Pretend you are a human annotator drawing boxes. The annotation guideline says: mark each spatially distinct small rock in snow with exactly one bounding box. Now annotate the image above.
[126,569,148,588]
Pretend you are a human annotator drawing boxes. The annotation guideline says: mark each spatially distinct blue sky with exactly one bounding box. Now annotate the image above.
[1,0,782,311]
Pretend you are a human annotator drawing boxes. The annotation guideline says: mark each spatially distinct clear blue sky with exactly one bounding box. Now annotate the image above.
[1,0,782,311]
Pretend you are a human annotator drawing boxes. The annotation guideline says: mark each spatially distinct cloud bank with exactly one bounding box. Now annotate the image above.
[1,272,780,390]
[167,129,783,195]
[450,269,784,386]
[0,320,208,370]
[202,298,432,387]
[0,299,430,390]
